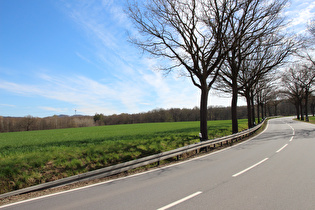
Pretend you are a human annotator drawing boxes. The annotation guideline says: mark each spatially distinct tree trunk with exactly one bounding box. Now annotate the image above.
[231,82,238,134]
[246,95,252,129]
[264,100,267,117]
[295,100,300,119]
[300,100,304,121]
[261,100,264,120]
[251,93,255,127]
[305,89,309,122]
[257,95,260,123]
[200,87,209,141]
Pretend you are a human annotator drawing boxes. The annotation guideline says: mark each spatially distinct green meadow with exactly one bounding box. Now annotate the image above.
[307,116,315,124]
[0,120,248,194]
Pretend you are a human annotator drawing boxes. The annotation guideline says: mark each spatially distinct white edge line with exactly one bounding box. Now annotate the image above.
[232,158,269,177]
[276,144,288,153]
[1,121,270,208]
[157,191,202,210]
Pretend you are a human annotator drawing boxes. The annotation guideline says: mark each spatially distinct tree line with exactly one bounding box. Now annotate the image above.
[1,99,307,133]
[94,101,307,126]
[0,115,94,133]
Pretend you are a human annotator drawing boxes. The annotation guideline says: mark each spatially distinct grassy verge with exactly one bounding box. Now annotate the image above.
[307,116,315,124]
[0,120,248,194]
[294,116,315,124]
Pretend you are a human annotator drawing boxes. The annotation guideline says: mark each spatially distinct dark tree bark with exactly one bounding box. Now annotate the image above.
[231,77,239,133]
[245,92,252,128]
[200,87,209,140]
[257,94,261,123]
[251,91,255,126]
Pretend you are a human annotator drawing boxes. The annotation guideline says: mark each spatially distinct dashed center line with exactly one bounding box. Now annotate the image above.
[157,191,202,210]
[232,158,269,177]
[276,144,288,153]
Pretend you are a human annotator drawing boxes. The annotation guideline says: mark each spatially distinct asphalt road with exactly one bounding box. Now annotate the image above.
[1,117,315,210]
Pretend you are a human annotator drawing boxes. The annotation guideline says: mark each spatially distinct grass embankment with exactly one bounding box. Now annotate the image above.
[294,116,315,124]
[308,116,315,124]
[0,120,248,194]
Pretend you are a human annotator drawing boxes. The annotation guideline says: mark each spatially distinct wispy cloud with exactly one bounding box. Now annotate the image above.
[0,0,232,117]
[0,74,121,115]
[39,106,68,113]
[56,1,201,112]
[0,104,16,107]
[285,1,315,34]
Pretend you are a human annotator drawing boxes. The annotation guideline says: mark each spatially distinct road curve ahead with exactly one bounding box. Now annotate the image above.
[1,117,315,210]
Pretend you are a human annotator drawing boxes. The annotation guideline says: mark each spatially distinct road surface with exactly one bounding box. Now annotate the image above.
[1,117,315,209]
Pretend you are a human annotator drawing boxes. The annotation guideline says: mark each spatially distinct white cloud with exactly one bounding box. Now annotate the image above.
[39,106,68,113]
[0,74,123,115]
[285,1,315,34]
[0,104,16,107]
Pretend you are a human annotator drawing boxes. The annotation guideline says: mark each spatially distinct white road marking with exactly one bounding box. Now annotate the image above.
[232,158,269,177]
[276,144,288,153]
[157,191,202,210]
[285,122,295,135]
[289,136,294,142]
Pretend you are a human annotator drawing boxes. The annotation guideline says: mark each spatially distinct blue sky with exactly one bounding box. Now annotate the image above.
[0,0,314,117]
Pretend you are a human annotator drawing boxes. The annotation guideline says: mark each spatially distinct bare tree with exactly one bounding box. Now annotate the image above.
[20,115,37,131]
[217,0,289,133]
[281,64,315,121]
[238,33,294,127]
[298,64,315,121]
[296,16,315,69]
[126,0,233,140]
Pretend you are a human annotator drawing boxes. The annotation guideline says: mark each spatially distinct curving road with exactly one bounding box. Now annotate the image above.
[1,117,315,210]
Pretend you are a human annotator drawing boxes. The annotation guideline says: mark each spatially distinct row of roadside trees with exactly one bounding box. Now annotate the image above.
[126,0,299,140]
[281,18,315,122]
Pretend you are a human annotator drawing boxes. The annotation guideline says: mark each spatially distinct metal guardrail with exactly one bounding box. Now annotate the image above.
[0,119,265,199]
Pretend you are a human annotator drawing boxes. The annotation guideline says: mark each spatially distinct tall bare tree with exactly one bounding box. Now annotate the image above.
[126,0,233,140]
[217,0,288,133]
[298,64,315,122]
[238,33,294,128]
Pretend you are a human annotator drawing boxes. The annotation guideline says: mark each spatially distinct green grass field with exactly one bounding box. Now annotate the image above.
[0,120,248,194]
[294,116,315,124]
[308,116,315,124]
